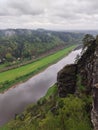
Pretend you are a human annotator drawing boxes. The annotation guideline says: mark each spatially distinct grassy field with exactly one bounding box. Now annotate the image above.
[0,64,6,70]
[0,45,76,92]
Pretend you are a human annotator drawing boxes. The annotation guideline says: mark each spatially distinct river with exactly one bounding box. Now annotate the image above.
[0,49,81,126]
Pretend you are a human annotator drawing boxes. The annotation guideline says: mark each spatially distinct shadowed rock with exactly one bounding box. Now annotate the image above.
[57,64,77,97]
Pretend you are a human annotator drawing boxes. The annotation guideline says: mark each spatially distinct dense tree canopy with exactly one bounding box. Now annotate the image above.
[0,29,84,63]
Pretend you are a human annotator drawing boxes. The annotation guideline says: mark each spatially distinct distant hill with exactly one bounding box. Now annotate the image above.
[70,30,98,36]
[0,29,84,63]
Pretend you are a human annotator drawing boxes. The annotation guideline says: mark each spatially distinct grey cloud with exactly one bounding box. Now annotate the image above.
[0,0,45,16]
[0,0,98,30]
[51,0,98,17]
[8,0,45,16]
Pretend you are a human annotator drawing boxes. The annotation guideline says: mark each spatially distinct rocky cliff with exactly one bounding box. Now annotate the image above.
[57,34,98,130]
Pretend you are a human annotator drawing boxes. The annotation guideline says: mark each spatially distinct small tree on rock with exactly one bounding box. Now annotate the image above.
[83,34,95,49]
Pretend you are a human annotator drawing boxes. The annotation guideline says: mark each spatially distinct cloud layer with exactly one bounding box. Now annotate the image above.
[0,0,98,30]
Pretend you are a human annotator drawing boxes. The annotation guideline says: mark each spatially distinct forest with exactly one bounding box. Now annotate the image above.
[0,29,84,64]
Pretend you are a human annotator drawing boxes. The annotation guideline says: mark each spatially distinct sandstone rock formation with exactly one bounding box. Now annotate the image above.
[57,35,98,130]
[57,64,77,97]
[91,38,98,130]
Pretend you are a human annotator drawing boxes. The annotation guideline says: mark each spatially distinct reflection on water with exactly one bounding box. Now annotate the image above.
[0,49,81,125]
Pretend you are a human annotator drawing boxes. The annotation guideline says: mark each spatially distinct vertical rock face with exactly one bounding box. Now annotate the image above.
[57,35,98,130]
[91,39,98,130]
[77,40,96,94]
[57,64,77,97]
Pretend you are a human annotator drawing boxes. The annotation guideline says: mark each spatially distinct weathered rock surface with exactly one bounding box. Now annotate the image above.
[57,64,77,97]
[91,38,98,130]
[77,39,96,94]
[57,35,98,130]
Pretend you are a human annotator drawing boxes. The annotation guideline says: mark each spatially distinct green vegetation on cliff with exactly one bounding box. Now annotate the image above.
[0,84,92,130]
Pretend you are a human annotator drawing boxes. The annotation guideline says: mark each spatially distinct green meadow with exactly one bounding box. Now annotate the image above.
[0,45,76,92]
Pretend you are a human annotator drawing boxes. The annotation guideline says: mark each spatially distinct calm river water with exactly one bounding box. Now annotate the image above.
[0,49,81,126]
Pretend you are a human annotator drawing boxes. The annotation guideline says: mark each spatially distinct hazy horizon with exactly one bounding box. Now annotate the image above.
[0,28,98,32]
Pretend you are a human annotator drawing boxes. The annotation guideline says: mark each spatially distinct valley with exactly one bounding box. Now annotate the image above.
[0,48,81,126]
[0,29,95,130]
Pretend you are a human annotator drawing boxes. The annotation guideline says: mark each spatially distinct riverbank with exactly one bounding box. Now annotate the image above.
[0,45,77,93]
[0,45,69,73]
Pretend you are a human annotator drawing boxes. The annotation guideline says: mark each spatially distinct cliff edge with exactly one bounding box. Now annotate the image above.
[57,34,98,130]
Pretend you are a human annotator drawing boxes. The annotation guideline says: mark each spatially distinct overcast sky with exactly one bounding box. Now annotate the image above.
[0,0,98,30]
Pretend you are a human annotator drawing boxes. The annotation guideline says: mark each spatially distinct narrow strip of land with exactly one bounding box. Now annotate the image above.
[0,45,76,92]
